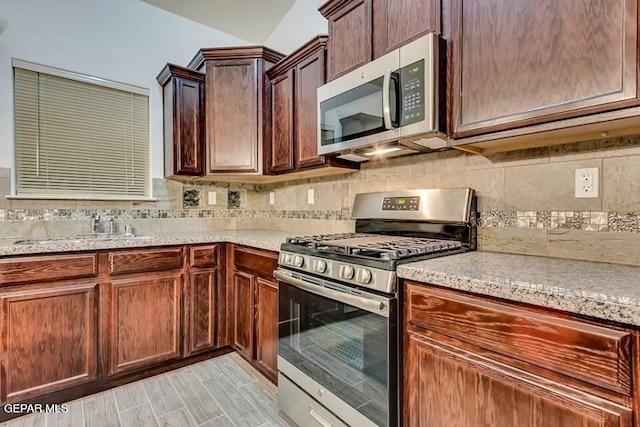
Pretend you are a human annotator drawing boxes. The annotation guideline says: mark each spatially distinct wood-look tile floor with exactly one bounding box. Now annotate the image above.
[2,353,295,427]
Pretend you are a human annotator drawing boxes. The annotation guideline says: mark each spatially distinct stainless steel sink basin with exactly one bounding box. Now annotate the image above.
[13,234,154,245]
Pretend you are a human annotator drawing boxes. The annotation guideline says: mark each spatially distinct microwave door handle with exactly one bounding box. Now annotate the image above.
[382,69,393,130]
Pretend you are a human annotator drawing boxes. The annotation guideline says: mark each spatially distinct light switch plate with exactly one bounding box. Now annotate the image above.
[208,191,217,205]
[269,192,275,205]
[308,189,315,205]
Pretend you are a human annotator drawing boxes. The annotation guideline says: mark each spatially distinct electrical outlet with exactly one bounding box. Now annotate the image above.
[269,192,275,205]
[308,188,315,205]
[208,191,217,205]
[575,167,599,198]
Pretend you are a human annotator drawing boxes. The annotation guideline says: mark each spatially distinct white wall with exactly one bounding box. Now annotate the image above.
[265,0,328,54]
[0,0,248,182]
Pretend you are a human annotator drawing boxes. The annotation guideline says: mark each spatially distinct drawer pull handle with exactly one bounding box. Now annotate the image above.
[309,407,332,427]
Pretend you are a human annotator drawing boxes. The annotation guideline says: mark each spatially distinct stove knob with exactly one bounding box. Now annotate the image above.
[314,259,327,273]
[340,265,355,280]
[293,255,304,268]
[356,268,372,284]
[283,254,293,266]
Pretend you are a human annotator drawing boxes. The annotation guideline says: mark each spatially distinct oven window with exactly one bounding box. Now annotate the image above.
[278,281,393,427]
[319,76,397,147]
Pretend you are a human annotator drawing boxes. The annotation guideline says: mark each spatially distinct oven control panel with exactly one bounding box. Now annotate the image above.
[277,251,396,294]
[382,196,420,211]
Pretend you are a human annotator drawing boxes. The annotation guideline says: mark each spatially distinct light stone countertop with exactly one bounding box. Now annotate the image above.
[398,251,640,326]
[0,230,291,256]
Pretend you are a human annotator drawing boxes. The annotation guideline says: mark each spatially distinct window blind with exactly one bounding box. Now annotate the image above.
[14,66,150,199]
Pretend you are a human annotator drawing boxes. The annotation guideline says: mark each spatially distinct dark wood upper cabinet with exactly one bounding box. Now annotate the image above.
[372,0,441,58]
[320,0,442,80]
[450,0,640,138]
[269,69,295,173]
[188,47,285,175]
[267,36,332,174]
[157,64,205,177]
[295,48,327,168]
[320,0,372,81]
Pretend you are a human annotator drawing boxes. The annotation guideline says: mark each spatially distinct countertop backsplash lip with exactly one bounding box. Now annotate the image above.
[398,251,640,326]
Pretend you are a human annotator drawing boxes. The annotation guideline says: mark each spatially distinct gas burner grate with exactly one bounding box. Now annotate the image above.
[286,234,462,261]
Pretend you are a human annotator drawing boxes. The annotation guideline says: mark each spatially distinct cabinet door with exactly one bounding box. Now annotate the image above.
[187,268,219,355]
[232,270,255,360]
[270,69,295,173]
[108,272,182,375]
[295,50,326,168]
[0,282,98,401]
[404,332,632,427]
[372,0,440,58]
[255,278,278,380]
[171,77,204,176]
[326,0,372,81]
[206,59,259,173]
[451,0,639,138]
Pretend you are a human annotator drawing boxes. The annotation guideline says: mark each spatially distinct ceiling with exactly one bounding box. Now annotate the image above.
[142,0,297,44]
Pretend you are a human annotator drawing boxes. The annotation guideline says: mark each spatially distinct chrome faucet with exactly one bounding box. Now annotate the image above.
[91,213,100,235]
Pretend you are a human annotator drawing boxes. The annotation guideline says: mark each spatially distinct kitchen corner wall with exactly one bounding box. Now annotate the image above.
[2,134,640,267]
[240,134,640,267]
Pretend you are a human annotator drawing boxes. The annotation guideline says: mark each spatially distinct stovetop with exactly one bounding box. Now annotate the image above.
[284,232,463,261]
[277,189,476,294]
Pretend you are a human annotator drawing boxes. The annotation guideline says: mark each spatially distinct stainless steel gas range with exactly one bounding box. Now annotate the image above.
[275,188,476,427]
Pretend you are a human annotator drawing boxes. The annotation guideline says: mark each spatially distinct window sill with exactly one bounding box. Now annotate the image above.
[6,195,157,202]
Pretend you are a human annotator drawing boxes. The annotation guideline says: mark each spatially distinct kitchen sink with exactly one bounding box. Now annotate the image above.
[13,234,154,245]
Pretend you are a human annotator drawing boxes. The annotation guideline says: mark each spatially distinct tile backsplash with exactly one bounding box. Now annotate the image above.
[2,133,640,266]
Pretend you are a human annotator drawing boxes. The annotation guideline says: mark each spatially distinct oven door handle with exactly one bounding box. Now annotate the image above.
[274,269,391,317]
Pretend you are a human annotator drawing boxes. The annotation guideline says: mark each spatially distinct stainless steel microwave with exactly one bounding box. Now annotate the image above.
[317,33,446,161]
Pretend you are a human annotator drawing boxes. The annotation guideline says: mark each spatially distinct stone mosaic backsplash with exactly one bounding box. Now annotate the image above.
[1,208,639,233]
[480,211,639,233]
[0,208,352,222]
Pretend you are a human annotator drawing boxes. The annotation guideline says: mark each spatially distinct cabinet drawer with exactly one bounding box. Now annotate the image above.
[109,248,183,275]
[0,253,97,285]
[190,245,218,268]
[233,246,278,278]
[405,282,632,395]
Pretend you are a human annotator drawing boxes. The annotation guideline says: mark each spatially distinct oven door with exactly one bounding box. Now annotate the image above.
[275,268,397,427]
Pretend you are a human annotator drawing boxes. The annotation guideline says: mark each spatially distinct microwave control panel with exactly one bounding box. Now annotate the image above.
[399,60,425,126]
[382,196,420,211]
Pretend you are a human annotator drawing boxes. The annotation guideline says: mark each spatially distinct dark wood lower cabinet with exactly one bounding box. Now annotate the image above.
[0,242,281,421]
[232,270,255,360]
[229,245,279,383]
[186,269,218,355]
[107,272,183,376]
[255,277,278,378]
[404,332,632,427]
[404,282,636,426]
[0,281,98,401]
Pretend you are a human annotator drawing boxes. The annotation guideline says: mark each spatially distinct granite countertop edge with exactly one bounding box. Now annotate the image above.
[0,230,290,256]
[397,252,640,327]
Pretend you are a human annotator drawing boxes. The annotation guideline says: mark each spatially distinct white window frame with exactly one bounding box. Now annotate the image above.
[10,59,155,201]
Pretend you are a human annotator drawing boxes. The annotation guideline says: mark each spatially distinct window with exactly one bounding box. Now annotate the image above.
[13,60,150,199]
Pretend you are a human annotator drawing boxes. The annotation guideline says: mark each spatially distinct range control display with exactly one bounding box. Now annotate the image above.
[382,196,420,211]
